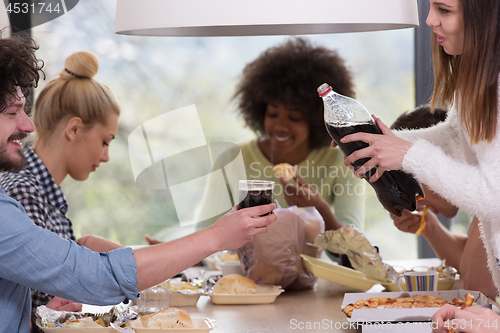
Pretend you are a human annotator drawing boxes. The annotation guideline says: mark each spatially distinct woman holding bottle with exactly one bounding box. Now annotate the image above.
[329,0,500,329]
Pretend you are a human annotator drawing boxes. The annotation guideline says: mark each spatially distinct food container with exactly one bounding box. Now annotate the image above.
[170,292,202,307]
[301,254,459,291]
[204,251,239,272]
[127,317,215,332]
[210,284,283,305]
[360,322,434,333]
[35,304,136,332]
[219,261,243,276]
[168,280,202,307]
[342,290,491,323]
[38,327,114,333]
[302,254,378,291]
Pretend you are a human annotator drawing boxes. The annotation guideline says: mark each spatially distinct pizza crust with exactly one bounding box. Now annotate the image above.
[342,294,477,318]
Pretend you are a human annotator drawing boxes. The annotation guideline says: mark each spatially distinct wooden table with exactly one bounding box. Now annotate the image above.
[185,279,362,333]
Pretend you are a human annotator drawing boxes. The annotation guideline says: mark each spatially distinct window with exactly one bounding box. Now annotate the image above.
[32,0,417,259]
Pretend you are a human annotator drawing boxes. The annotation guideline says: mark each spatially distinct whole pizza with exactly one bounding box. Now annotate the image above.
[342,294,476,318]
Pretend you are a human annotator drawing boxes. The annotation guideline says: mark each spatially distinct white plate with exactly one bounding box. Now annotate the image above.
[128,317,214,332]
[210,285,284,305]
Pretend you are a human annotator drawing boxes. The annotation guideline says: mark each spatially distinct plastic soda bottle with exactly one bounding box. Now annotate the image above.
[318,83,424,216]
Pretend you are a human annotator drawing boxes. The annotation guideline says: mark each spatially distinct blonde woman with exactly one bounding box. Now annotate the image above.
[0,51,123,317]
[0,36,276,333]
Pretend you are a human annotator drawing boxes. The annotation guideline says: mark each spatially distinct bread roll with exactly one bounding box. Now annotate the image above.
[273,163,296,181]
[140,307,194,329]
[214,274,257,294]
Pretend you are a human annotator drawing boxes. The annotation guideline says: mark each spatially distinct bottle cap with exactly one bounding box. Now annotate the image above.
[317,83,332,97]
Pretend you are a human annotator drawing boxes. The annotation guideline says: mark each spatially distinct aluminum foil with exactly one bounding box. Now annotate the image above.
[133,271,219,312]
[36,303,138,328]
[314,224,399,282]
[164,279,208,296]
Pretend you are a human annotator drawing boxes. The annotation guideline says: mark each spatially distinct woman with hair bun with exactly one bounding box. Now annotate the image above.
[0,51,123,319]
[0,38,277,332]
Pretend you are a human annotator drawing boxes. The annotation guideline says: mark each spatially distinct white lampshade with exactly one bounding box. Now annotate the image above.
[115,0,418,37]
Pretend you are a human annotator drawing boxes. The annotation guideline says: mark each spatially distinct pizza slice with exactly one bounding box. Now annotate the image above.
[411,295,448,308]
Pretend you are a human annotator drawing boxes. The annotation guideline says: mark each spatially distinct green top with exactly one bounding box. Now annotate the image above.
[196,139,365,230]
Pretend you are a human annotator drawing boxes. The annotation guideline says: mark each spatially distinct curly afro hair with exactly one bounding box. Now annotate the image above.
[0,35,44,114]
[234,37,355,149]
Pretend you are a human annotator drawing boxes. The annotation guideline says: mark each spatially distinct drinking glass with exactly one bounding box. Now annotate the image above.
[136,280,170,313]
[238,180,274,215]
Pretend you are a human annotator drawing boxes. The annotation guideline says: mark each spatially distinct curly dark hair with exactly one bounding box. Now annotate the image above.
[234,37,355,149]
[0,35,44,114]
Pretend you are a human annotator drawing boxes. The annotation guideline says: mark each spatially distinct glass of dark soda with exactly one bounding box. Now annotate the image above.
[238,180,274,216]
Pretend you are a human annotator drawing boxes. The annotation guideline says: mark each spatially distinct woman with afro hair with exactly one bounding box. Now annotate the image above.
[197,37,365,232]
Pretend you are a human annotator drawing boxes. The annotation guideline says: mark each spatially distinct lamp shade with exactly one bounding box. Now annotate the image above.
[115,0,419,37]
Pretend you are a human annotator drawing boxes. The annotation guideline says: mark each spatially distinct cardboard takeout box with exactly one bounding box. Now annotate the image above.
[342,289,491,323]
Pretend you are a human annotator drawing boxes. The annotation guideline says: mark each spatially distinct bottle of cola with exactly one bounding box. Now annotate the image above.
[317,83,424,217]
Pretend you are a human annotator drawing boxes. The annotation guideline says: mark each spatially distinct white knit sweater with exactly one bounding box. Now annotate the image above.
[395,103,500,292]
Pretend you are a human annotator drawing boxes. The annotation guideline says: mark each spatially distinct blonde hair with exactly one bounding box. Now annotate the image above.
[33,51,120,145]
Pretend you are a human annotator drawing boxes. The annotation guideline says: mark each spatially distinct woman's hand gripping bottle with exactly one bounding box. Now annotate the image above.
[318,83,424,216]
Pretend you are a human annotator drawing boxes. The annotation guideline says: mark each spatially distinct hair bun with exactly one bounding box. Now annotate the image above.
[63,51,99,79]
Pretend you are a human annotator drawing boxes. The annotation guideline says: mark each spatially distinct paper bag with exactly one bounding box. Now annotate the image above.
[237,205,325,290]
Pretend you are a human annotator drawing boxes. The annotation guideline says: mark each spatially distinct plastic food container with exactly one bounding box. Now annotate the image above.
[301,254,459,292]
[127,317,215,332]
[210,285,284,305]
[38,327,114,333]
[169,280,202,307]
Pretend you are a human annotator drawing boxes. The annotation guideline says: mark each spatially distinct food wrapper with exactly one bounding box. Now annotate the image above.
[36,303,137,328]
[237,205,325,290]
[314,224,398,283]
